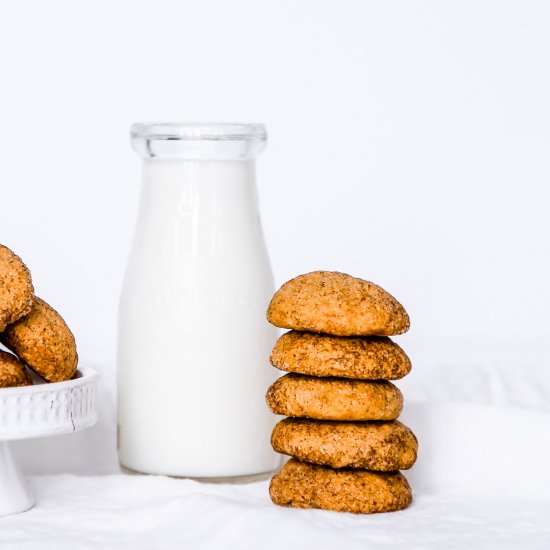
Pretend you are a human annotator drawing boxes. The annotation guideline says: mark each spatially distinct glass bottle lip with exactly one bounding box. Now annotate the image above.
[130,122,267,160]
[131,122,267,142]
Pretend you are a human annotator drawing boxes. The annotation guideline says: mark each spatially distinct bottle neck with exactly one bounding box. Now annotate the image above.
[139,159,259,222]
[142,158,256,189]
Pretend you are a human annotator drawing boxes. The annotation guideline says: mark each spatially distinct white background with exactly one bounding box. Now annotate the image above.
[1,1,550,474]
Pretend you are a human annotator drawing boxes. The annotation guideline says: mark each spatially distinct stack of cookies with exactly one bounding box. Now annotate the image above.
[265,271,417,514]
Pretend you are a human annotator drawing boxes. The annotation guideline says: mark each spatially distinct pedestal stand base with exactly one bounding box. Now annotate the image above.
[0,441,34,517]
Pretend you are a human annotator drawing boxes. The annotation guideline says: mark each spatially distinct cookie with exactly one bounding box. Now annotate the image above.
[267,271,409,336]
[0,244,34,332]
[270,459,412,514]
[0,350,32,388]
[271,418,417,471]
[266,374,403,421]
[0,297,78,383]
[270,331,411,380]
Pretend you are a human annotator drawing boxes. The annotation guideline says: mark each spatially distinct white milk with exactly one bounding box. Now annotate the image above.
[118,124,280,478]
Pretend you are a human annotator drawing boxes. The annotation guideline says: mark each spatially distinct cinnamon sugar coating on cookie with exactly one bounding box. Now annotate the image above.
[271,418,417,471]
[270,331,411,380]
[0,245,34,332]
[266,374,403,421]
[0,297,78,383]
[269,459,412,514]
[267,271,409,336]
[0,350,32,388]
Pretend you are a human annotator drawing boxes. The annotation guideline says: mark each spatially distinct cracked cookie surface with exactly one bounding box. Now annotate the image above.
[270,331,411,380]
[1,296,78,383]
[0,350,32,388]
[267,271,409,336]
[266,373,403,421]
[271,418,418,471]
[0,244,34,333]
[270,458,412,514]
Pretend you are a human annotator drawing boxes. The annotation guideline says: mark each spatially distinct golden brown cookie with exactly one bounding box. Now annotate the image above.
[266,374,403,421]
[0,350,32,388]
[270,331,411,380]
[267,271,409,336]
[0,297,78,383]
[0,244,34,332]
[270,459,412,514]
[271,418,417,471]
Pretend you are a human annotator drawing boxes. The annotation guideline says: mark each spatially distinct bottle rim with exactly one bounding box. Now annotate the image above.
[130,122,267,142]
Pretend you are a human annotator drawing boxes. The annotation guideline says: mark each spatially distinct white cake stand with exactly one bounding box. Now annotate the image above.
[0,367,98,517]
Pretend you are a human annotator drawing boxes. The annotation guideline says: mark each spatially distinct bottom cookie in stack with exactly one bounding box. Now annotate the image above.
[270,459,412,514]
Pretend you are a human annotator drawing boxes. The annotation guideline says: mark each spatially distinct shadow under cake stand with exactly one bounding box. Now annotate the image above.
[0,367,98,517]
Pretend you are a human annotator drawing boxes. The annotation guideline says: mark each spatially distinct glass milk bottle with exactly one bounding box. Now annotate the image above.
[118,123,280,480]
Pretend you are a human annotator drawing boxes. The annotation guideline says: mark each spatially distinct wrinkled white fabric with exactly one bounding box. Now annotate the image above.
[1,400,549,549]
[1,358,550,549]
[0,472,549,550]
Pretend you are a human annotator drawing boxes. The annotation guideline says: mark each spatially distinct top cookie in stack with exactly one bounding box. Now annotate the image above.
[267,270,410,337]
[265,271,416,515]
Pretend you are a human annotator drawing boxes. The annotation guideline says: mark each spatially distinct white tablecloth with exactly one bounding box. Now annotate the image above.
[2,356,550,549]
[1,472,549,550]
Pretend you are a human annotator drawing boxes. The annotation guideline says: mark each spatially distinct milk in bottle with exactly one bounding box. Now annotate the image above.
[117,123,280,479]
